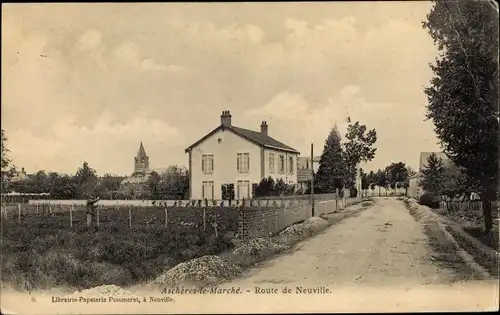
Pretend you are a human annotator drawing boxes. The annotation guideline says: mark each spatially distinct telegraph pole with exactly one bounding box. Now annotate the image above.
[311,143,315,217]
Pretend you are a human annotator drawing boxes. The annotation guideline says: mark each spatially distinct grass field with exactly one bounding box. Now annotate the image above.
[1,206,241,292]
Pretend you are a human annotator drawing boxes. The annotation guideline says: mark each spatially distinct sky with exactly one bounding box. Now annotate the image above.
[2,2,442,176]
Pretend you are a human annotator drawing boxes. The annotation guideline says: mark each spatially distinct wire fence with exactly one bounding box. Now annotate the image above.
[1,194,363,239]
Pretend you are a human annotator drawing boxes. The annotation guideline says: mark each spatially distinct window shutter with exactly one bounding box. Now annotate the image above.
[211,156,214,172]
[237,155,240,172]
[202,182,205,198]
[202,157,205,173]
[211,182,214,199]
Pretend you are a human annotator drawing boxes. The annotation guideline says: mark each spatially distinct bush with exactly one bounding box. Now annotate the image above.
[419,193,440,209]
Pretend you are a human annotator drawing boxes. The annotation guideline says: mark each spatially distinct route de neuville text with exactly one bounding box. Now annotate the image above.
[161,286,331,295]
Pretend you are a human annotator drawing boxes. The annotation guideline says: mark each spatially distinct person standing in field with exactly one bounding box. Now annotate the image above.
[86,195,100,230]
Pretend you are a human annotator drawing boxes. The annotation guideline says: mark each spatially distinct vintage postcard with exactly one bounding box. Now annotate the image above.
[1,1,499,314]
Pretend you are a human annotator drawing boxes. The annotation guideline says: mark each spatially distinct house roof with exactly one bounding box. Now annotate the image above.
[419,152,450,171]
[185,125,300,154]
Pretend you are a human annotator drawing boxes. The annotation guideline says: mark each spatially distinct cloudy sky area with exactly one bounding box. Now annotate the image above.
[2,2,441,176]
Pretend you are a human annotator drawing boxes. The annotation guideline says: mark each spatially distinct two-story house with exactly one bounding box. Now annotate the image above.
[185,110,300,200]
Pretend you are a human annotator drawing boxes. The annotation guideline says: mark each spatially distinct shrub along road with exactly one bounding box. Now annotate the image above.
[219,198,498,311]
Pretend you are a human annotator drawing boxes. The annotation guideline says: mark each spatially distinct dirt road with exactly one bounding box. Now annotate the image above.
[1,198,498,313]
[224,198,488,288]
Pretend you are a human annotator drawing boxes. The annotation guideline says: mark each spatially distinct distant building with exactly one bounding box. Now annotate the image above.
[407,151,451,198]
[11,167,28,182]
[121,142,169,184]
[185,110,300,200]
[297,156,320,191]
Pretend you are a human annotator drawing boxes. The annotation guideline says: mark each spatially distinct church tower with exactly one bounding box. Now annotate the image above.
[134,142,150,174]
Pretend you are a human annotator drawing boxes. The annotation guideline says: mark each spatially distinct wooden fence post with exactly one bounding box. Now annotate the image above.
[335,189,339,211]
[275,209,278,234]
[213,221,218,237]
[164,207,168,228]
[18,203,21,224]
[70,205,74,228]
[96,205,100,229]
[128,207,132,228]
[203,208,206,231]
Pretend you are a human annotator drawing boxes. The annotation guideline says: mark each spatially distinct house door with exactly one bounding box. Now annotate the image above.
[237,180,250,200]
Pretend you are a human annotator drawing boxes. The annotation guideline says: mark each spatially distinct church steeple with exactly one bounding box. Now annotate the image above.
[134,142,149,174]
[137,142,147,159]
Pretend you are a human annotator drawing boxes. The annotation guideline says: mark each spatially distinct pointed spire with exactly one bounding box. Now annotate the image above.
[137,142,147,158]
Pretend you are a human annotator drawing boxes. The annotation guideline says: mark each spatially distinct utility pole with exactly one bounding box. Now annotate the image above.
[359,167,363,201]
[311,143,315,217]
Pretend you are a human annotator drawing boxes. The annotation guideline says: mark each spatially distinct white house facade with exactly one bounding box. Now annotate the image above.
[407,151,450,199]
[185,110,300,200]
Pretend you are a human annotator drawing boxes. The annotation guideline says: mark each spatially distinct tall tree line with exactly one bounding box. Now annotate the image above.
[423,0,499,235]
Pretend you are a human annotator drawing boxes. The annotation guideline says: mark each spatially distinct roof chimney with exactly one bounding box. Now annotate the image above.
[221,110,232,127]
[260,121,268,136]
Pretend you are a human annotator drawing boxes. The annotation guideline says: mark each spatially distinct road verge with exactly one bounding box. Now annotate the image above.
[400,197,498,279]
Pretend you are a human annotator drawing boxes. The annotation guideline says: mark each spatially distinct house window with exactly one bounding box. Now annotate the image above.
[288,156,294,175]
[237,180,250,199]
[202,154,214,174]
[237,153,250,173]
[202,181,214,199]
[269,153,275,173]
[279,154,285,174]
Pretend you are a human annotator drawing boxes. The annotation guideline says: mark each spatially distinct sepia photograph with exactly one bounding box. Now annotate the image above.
[1,1,499,313]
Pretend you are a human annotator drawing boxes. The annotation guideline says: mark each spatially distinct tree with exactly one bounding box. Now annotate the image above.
[157,166,189,199]
[386,162,409,194]
[33,171,48,193]
[275,178,287,195]
[315,126,347,193]
[361,170,369,196]
[402,166,417,196]
[441,161,479,199]
[370,183,376,195]
[423,0,499,234]
[343,120,377,188]
[1,129,17,194]
[47,173,77,199]
[74,161,98,198]
[374,169,388,196]
[147,171,161,200]
[419,153,446,197]
[254,177,276,197]
[98,173,125,199]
